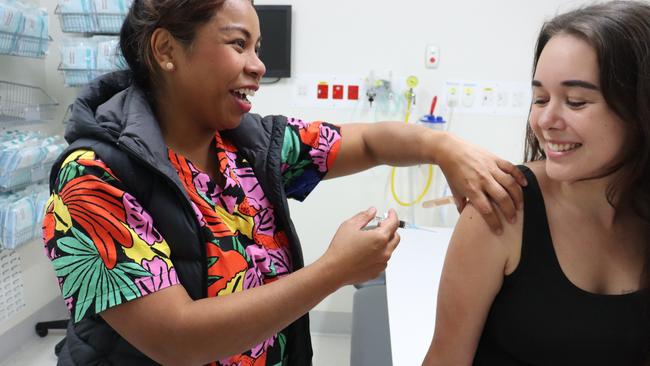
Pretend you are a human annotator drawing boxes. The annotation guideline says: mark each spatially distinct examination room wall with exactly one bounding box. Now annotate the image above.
[250,0,616,316]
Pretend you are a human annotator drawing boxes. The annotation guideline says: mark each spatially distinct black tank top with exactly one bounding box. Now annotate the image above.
[473,166,649,365]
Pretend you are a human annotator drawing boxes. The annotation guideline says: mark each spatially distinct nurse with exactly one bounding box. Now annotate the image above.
[44,1,527,365]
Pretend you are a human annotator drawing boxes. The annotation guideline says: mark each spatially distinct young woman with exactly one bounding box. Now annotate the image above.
[423,1,650,365]
[43,1,527,365]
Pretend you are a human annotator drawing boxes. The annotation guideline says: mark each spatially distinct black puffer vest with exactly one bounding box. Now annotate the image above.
[50,71,312,365]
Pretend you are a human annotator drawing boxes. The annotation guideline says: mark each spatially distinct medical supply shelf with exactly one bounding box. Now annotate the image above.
[0,183,49,251]
[0,129,67,192]
[55,6,127,34]
[0,217,43,251]
[0,82,64,251]
[0,81,58,126]
[57,64,113,87]
[0,3,68,353]
[56,3,128,87]
[0,130,64,249]
[0,163,52,192]
[0,30,52,59]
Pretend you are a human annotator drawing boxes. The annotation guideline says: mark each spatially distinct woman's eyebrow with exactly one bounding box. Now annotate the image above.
[531,79,599,90]
[220,25,252,39]
[561,80,600,90]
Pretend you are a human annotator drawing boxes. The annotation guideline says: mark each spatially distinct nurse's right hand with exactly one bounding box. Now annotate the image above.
[321,208,401,286]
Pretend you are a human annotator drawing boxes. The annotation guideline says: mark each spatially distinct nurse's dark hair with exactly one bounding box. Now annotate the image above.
[525,1,650,228]
[119,0,230,89]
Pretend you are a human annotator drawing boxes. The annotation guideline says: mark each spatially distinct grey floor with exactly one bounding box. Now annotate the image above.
[0,331,352,366]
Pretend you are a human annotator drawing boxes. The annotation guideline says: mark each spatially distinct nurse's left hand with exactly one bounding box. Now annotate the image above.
[436,134,528,234]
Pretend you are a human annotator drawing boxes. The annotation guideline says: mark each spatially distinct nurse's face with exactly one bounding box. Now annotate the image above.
[167,0,266,131]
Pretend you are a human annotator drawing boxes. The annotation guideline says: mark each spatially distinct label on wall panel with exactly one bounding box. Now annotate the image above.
[0,250,26,324]
[443,80,532,117]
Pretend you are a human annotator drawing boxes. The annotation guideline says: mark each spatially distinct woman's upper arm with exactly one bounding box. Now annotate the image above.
[423,204,516,366]
[99,285,194,365]
[325,123,374,179]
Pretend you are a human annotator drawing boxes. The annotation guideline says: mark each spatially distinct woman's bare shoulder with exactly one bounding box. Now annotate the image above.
[520,161,551,210]
[523,160,545,176]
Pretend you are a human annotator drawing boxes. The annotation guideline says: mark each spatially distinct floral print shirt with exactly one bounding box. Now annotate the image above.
[43,118,342,366]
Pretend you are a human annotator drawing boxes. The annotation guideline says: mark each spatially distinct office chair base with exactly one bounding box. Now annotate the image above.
[35,320,68,337]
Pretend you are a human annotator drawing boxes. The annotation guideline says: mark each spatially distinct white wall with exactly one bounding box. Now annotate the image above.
[2,0,613,329]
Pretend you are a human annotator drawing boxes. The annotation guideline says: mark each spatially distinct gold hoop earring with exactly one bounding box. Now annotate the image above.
[165,62,175,71]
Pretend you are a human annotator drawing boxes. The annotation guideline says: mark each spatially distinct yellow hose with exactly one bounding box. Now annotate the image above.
[391,164,433,206]
[390,90,434,207]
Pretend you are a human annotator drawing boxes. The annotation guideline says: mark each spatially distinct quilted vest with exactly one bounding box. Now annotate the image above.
[49,71,312,365]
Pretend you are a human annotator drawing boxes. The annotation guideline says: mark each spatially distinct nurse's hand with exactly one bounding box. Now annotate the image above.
[321,208,400,286]
[436,134,527,234]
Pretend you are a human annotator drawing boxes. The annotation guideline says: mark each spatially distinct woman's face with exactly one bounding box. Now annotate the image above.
[529,34,627,182]
[170,0,266,130]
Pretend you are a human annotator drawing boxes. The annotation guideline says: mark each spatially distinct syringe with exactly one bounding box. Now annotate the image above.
[364,212,431,231]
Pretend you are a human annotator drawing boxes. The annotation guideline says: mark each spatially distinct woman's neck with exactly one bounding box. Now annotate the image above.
[155,96,219,178]
[552,173,627,229]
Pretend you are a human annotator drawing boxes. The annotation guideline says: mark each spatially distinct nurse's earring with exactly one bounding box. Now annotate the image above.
[164,62,175,71]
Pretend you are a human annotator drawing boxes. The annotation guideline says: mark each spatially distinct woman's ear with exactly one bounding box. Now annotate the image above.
[151,28,179,73]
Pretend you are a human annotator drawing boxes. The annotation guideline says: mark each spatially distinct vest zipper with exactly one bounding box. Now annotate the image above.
[118,142,209,298]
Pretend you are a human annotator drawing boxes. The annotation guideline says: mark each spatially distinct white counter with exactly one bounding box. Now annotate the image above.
[385,227,453,366]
